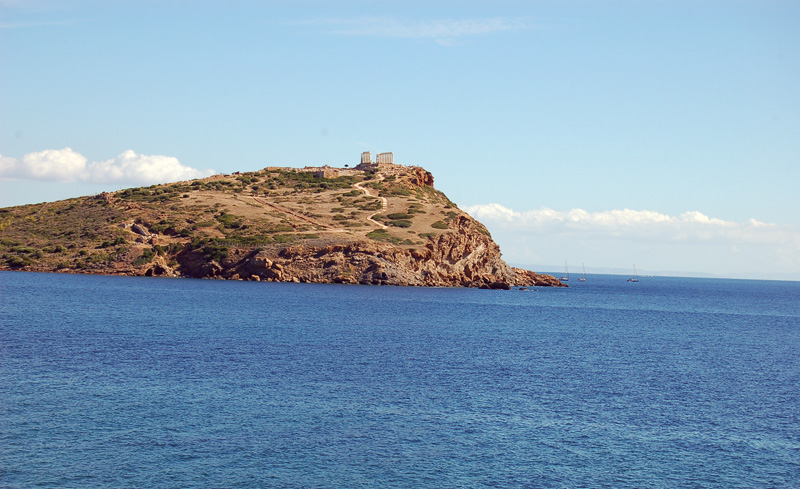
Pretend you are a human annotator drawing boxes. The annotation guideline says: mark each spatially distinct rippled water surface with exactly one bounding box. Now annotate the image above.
[1,271,799,488]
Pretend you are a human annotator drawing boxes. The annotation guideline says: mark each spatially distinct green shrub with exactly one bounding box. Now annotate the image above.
[431,221,448,229]
[99,237,126,248]
[367,229,401,244]
[133,248,156,266]
[216,212,244,229]
[272,234,296,243]
[388,219,412,228]
[200,243,229,262]
[10,246,35,254]
[357,200,382,211]
[85,252,110,264]
[222,235,270,246]
[264,224,294,234]
[386,188,412,197]
[6,255,32,267]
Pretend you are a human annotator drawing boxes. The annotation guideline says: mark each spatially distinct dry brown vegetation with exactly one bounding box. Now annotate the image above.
[0,164,477,275]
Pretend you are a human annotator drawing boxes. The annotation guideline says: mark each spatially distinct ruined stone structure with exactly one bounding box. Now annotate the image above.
[354,162,377,172]
[358,151,392,166]
[297,166,339,178]
[376,152,394,164]
[287,152,395,176]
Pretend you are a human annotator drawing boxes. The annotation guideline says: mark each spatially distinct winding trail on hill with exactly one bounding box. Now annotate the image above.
[248,176,389,234]
[251,197,338,231]
[353,179,388,230]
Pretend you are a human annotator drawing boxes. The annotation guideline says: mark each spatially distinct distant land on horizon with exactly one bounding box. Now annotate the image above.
[520,264,798,282]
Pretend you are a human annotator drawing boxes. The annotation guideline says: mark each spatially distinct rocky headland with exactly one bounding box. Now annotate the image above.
[0,161,564,288]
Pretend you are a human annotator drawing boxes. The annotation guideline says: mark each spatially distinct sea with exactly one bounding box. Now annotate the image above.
[1,271,798,488]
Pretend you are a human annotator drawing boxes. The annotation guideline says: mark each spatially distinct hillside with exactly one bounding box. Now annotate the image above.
[0,162,563,288]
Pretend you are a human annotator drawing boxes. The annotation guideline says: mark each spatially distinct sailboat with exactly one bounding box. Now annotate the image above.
[627,264,639,282]
[578,263,587,282]
[560,261,570,282]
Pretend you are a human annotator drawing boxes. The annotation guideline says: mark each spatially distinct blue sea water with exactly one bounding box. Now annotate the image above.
[1,271,798,488]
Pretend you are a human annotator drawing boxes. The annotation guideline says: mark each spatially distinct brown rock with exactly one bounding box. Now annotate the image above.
[131,223,150,237]
[409,168,434,187]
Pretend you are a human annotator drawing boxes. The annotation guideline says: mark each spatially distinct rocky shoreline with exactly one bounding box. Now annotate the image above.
[171,217,564,288]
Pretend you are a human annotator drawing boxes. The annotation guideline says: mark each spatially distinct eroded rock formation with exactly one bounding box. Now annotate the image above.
[176,215,563,288]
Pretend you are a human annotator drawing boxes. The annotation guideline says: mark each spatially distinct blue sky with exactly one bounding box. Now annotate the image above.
[2,0,799,280]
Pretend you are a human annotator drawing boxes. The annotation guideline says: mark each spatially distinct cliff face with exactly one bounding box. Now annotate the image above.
[174,213,561,289]
[175,214,560,288]
[0,162,564,288]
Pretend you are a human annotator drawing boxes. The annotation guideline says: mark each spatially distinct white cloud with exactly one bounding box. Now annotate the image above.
[464,203,800,279]
[290,16,526,43]
[0,147,87,181]
[464,203,799,247]
[0,148,214,185]
[85,150,213,184]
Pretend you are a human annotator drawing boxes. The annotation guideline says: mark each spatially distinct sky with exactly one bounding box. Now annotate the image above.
[1,0,799,280]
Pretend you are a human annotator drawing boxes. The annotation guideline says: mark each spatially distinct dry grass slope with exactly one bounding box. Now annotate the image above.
[0,164,476,277]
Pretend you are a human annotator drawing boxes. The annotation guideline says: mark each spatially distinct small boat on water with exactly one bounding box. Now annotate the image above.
[560,260,570,282]
[578,263,587,282]
[627,264,639,282]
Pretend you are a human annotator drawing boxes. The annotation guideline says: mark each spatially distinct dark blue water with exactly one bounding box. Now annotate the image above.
[1,271,798,488]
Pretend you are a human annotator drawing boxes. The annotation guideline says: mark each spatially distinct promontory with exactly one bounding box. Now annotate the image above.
[0,158,564,288]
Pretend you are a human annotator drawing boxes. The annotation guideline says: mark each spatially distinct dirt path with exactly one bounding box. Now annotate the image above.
[250,178,388,233]
[353,180,388,229]
[251,197,341,231]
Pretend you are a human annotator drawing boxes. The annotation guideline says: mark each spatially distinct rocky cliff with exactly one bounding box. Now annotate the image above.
[0,162,564,288]
[177,215,560,288]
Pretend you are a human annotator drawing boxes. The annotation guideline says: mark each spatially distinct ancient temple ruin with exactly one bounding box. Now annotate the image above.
[360,151,393,166]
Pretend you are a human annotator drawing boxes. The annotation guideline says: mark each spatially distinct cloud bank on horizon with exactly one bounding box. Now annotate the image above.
[464,203,798,246]
[0,148,215,185]
[465,203,800,248]
[464,203,800,278]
